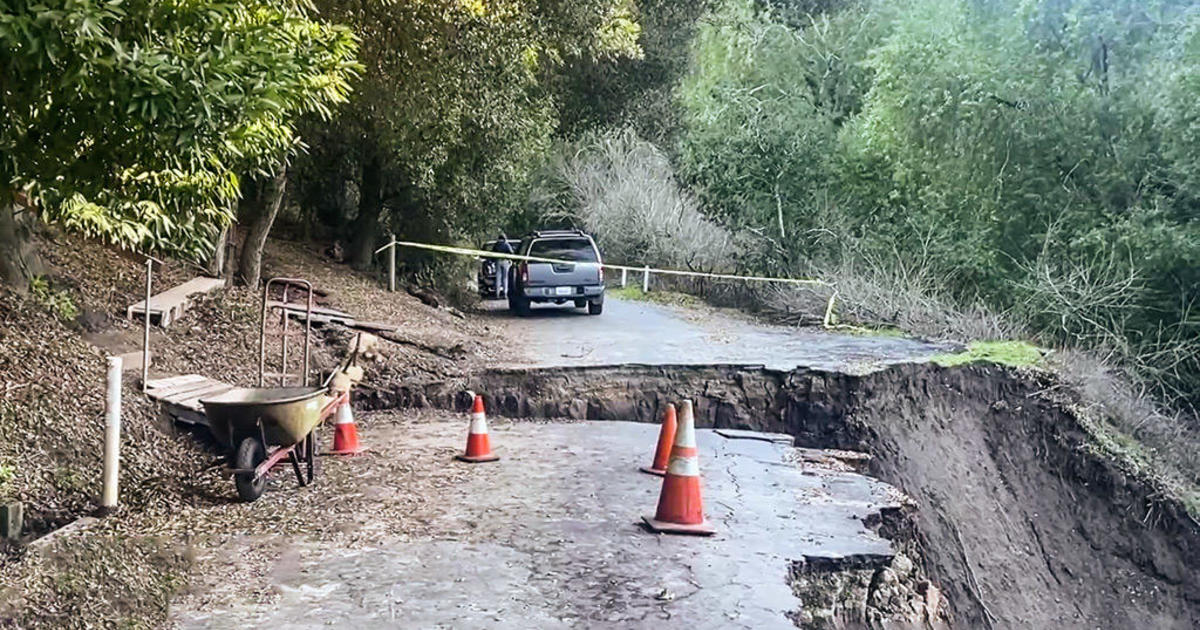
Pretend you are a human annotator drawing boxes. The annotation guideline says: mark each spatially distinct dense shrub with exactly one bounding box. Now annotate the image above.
[529,128,737,273]
[674,0,1200,406]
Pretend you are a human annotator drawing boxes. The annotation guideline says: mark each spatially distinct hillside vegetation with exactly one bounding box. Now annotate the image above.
[536,0,1200,413]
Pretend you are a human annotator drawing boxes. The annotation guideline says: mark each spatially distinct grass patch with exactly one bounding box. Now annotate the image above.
[932,340,1045,368]
[845,325,909,338]
[608,285,702,308]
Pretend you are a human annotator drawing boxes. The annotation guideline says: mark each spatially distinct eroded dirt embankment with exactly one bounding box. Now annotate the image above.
[361,362,1200,629]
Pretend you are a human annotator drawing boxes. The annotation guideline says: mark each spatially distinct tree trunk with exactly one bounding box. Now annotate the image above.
[0,190,43,290]
[206,225,229,278]
[236,166,288,288]
[348,156,383,270]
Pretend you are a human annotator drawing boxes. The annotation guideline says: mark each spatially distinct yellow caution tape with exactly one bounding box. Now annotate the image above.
[375,240,830,287]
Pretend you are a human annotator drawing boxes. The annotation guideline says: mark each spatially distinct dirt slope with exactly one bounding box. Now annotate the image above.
[849,365,1200,629]
[0,232,500,628]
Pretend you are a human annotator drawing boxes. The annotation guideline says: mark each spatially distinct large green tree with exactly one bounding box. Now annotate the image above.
[0,0,358,287]
[306,0,642,269]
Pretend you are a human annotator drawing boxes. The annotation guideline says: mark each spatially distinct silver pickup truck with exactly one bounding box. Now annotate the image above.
[507,230,604,315]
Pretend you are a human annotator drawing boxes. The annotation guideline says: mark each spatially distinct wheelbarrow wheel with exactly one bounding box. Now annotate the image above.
[234,437,267,502]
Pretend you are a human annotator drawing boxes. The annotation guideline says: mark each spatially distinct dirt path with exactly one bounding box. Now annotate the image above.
[170,418,904,629]
[480,296,952,371]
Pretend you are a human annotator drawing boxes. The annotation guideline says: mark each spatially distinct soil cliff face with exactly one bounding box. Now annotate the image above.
[363,362,1200,628]
[845,364,1199,629]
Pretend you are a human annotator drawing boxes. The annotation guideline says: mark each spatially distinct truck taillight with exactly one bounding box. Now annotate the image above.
[519,263,528,284]
[598,265,604,282]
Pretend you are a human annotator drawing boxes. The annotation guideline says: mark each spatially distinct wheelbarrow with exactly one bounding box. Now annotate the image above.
[200,277,350,502]
[202,386,344,502]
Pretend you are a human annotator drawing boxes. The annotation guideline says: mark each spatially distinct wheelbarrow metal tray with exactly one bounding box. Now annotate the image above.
[201,387,328,449]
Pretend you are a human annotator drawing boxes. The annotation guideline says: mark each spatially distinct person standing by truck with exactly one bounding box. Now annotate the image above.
[492,233,515,299]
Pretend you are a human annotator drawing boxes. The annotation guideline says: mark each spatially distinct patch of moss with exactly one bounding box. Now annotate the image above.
[932,340,1044,368]
[608,285,701,308]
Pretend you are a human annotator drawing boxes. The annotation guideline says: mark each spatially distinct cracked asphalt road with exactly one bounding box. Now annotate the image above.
[479,296,952,371]
[172,419,900,629]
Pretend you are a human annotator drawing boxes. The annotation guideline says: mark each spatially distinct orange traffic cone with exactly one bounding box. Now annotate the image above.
[456,393,499,463]
[643,399,714,535]
[639,403,677,476]
[330,394,365,455]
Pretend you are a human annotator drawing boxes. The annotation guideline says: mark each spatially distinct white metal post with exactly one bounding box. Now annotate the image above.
[387,236,396,293]
[620,268,627,288]
[101,356,122,511]
[141,257,151,392]
[642,265,650,292]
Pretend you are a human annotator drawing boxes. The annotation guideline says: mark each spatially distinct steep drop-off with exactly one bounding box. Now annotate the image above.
[361,362,1200,628]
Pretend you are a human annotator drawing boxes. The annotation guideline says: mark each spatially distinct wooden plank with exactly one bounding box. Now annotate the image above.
[269,303,400,334]
[146,374,235,426]
[146,374,207,390]
[128,277,225,328]
[171,381,233,403]
[136,277,225,304]
[175,383,235,408]
[149,379,227,401]
[344,320,400,333]
[148,379,219,398]
[267,301,354,319]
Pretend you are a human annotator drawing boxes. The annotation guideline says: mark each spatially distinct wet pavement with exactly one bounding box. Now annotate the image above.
[172,419,902,629]
[480,296,952,372]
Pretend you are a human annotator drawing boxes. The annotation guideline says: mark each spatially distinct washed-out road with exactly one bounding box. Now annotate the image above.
[480,295,951,371]
[171,297,920,628]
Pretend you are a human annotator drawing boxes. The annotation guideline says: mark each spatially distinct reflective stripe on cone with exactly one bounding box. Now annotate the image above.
[330,395,365,455]
[456,393,499,463]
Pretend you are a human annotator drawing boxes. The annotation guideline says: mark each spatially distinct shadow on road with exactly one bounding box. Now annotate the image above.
[475,300,592,321]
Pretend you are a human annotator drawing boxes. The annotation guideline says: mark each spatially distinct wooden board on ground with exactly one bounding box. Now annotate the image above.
[145,374,235,426]
[127,277,225,327]
[267,300,400,333]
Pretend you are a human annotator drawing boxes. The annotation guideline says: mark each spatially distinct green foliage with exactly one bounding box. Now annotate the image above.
[678,0,884,249]
[28,276,78,321]
[0,0,359,258]
[556,0,716,140]
[932,340,1045,368]
[306,0,643,249]
[676,0,1200,404]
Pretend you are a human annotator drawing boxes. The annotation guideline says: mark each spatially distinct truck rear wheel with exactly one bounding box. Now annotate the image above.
[587,299,603,315]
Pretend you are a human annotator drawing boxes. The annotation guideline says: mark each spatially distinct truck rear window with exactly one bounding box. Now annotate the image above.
[529,238,598,262]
